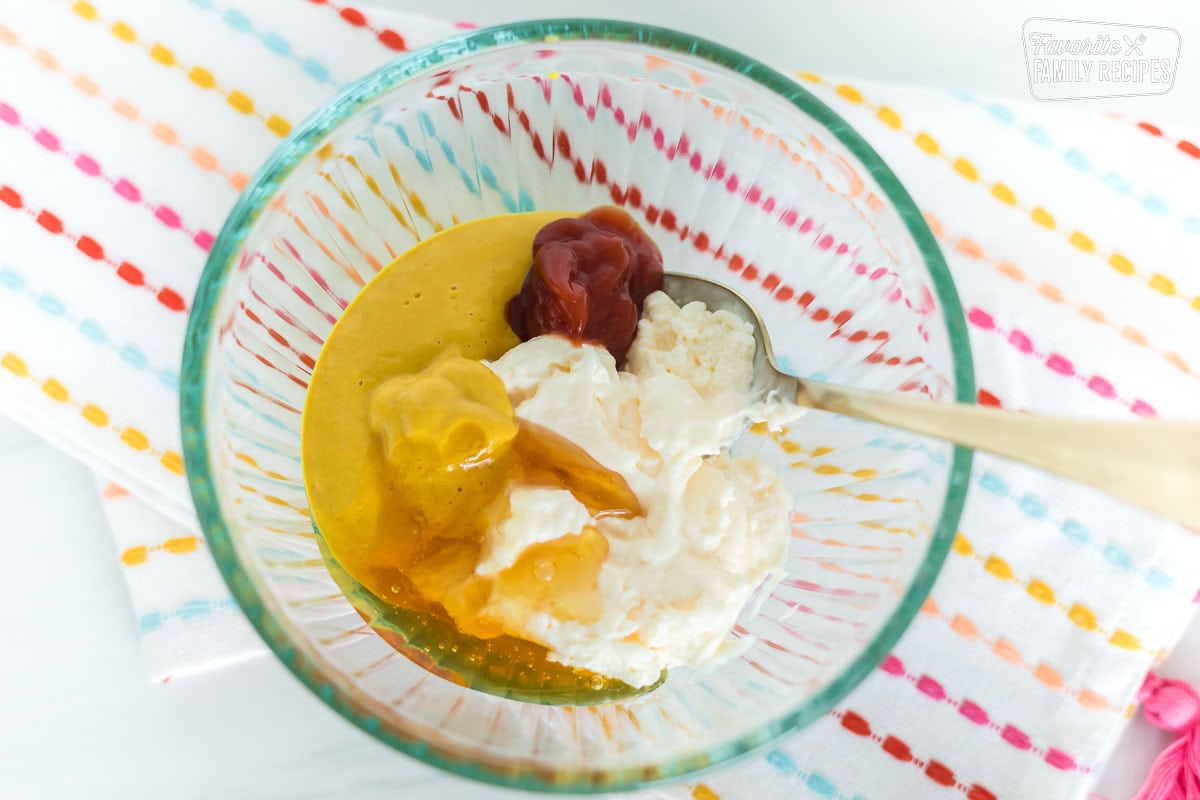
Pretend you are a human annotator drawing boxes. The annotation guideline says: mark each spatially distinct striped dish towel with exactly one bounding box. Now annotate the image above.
[0,1,1198,797]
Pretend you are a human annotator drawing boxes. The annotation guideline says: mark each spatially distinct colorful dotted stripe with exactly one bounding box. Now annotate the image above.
[121,536,200,565]
[687,784,725,800]
[790,515,905,554]
[926,211,1196,382]
[0,99,215,252]
[0,22,248,190]
[972,469,1176,590]
[831,708,996,800]
[62,0,292,138]
[0,182,187,312]
[762,750,867,800]
[303,0,409,52]
[234,480,309,517]
[953,532,1152,653]
[752,422,934,488]
[139,598,236,633]
[823,484,922,507]
[1131,119,1200,161]
[948,90,1200,237]
[965,305,1157,416]
[921,595,1132,715]
[879,653,1088,772]
[796,73,1193,310]
[557,76,928,317]
[0,351,184,476]
[182,0,344,87]
[425,87,934,381]
[0,266,180,390]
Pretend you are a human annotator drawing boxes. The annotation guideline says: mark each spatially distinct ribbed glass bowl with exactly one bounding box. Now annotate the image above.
[181,19,974,793]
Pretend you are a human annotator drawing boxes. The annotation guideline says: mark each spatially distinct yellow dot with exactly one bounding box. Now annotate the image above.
[914,132,939,155]
[875,106,902,129]
[1030,207,1055,228]
[1109,629,1141,651]
[953,158,978,181]
[857,493,881,502]
[991,183,1016,204]
[811,446,834,457]
[72,1,97,19]
[1109,253,1134,275]
[160,451,185,475]
[120,546,148,566]
[41,379,69,402]
[852,468,877,479]
[81,404,108,427]
[983,555,1013,580]
[779,440,802,454]
[691,785,720,800]
[1,352,28,377]
[188,66,216,89]
[547,71,560,80]
[814,464,841,475]
[110,21,136,43]
[266,114,291,137]
[120,427,150,451]
[149,43,175,66]
[1068,231,1094,252]
[1068,603,1098,630]
[1192,296,1200,312]
[835,84,863,104]
[1149,274,1176,296]
[748,421,769,435]
[1026,579,1055,604]
[952,534,973,556]
[227,90,254,114]
[795,71,821,83]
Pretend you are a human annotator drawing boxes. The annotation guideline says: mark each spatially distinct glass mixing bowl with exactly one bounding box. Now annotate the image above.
[181,19,974,793]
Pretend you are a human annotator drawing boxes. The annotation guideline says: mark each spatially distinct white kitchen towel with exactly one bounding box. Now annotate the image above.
[1,1,1199,797]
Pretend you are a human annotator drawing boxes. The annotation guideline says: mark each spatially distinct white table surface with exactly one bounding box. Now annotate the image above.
[3,1,1199,797]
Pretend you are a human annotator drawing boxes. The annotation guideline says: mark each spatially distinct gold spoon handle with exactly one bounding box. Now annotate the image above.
[797,380,1200,530]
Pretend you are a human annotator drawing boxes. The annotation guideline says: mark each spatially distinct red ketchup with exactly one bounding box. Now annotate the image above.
[505,206,664,364]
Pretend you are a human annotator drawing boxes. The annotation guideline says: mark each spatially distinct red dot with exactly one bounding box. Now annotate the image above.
[627,186,642,208]
[881,735,913,762]
[925,761,955,786]
[0,185,21,208]
[644,205,659,224]
[1137,121,1163,136]
[865,353,884,364]
[692,232,709,252]
[76,235,104,260]
[811,308,830,322]
[847,330,867,342]
[1178,139,1200,159]
[774,287,793,302]
[797,291,815,308]
[244,308,262,324]
[299,353,316,369]
[608,185,625,204]
[555,130,571,159]
[339,7,367,26]
[306,0,326,4]
[157,287,186,311]
[475,92,490,113]
[967,786,997,800]
[839,711,871,736]
[660,210,676,231]
[761,274,779,291]
[377,29,407,51]
[742,265,758,281]
[886,356,901,366]
[832,309,853,327]
[977,388,1002,407]
[268,329,289,347]
[573,160,586,181]
[592,159,607,183]
[728,254,744,273]
[531,134,545,160]
[117,262,144,286]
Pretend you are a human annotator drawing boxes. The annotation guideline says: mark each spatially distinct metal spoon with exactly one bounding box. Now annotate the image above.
[662,272,1200,530]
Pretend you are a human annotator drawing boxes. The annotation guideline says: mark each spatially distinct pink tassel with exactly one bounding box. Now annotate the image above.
[1134,674,1200,800]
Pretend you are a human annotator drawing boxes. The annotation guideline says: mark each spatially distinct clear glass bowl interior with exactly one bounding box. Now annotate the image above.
[182,19,974,793]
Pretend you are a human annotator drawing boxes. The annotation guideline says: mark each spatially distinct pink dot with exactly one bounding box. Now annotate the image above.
[194,230,215,251]
[1130,399,1157,417]
[113,178,141,202]
[0,102,18,125]
[869,267,888,280]
[746,186,762,203]
[836,243,849,255]
[652,129,664,148]
[599,86,613,108]
[798,218,814,233]
[763,197,776,213]
[1087,375,1116,398]
[916,675,946,700]
[689,152,703,170]
[967,309,996,330]
[1007,330,1034,354]
[155,205,182,228]
[1001,725,1032,751]
[712,161,726,179]
[613,107,625,124]
[780,210,799,227]
[1046,353,1075,376]
[74,154,101,176]
[879,655,904,675]
[886,287,903,303]
[854,264,867,275]
[817,235,834,250]
[33,128,60,152]
[1044,749,1077,771]
[958,700,989,725]
[676,135,690,155]
[725,176,739,192]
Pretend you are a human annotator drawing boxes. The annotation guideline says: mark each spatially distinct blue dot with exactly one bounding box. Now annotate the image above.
[766,749,797,773]
[1102,544,1134,571]
[418,111,436,136]
[1025,125,1051,147]
[517,189,535,212]
[1183,217,1200,236]
[805,772,837,797]
[119,345,148,370]
[261,33,291,56]
[1060,518,1091,545]
[187,0,213,8]
[0,268,24,291]
[1141,195,1169,216]
[302,59,330,83]
[977,471,1008,497]
[1145,568,1174,590]
[139,612,164,633]
[1102,172,1130,194]
[78,319,107,343]
[987,103,1014,124]
[1062,149,1089,171]
[36,294,67,318]
[1017,493,1047,520]
[222,8,251,31]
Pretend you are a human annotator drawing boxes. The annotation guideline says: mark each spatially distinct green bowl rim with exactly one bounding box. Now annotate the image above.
[181,17,975,794]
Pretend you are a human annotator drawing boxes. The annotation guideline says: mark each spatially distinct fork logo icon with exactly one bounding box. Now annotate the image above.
[1124,33,1147,55]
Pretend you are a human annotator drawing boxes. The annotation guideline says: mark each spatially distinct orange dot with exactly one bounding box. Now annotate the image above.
[795,71,821,83]
[814,464,841,475]
[992,639,1022,664]
[1037,283,1064,303]
[152,123,178,145]
[955,238,982,259]
[34,49,59,71]
[190,147,217,171]
[950,614,979,639]
[1033,663,1063,689]
[162,536,198,554]
[0,24,18,45]
[1120,326,1148,346]
[1077,689,1109,710]
[113,99,139,121]
[1079,305,1106,323]
[73,75,100,96]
